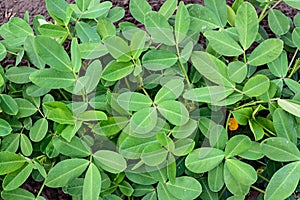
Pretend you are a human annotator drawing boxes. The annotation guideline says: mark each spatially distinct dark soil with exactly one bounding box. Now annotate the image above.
[0,0,299,200]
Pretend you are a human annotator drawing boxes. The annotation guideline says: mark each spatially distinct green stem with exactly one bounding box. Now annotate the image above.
[288,49,298,70]
[251,185,266,194]
[36,179,46,198]
[37,109,46,118]
[258,0,284,22]
[225,111,232,134]
[288,59,300,78]
[243,51,247,64]
[6,50,18,56]
[258,2,271,22]
[175,44,192,88]
[233,100,266,111]
[59,89,69,101]
[258,173,270,183]
[218,186,227,200]
[65,23,73,39]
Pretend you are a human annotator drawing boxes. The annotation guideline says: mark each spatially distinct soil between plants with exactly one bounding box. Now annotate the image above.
[0,0,299,200]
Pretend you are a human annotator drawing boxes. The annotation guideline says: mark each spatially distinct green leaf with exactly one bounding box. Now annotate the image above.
[101,61,134,81]
[0,152,26,175]
[79,43,108,59]
[43,102,74,125]
[204,0,227,27]
[130,30,147,59]
[277,99,300,117]
[24,36,45,69]
[249,119,265,141]
[284,78,300,94]
[204,30,244,56]
[130,107,158,134]
[225,135,252,158]
[175,2,190,44]
[185,147,225,173]
[180,41,193,63]
[93,150,127,174]
[172,119,197,139]
[0,119,12,137]
[15,98,37,118]
[227,5,236,26]
[157,182,175,200]
[158,100,189,126]
[273,108,297,143]
[81,2,112,19]
[76,21,101,43]
[105,36,132,62]
[199,178,219,200]
[223,163,250,196]
[284,0,300,9]
[39,24,68,38]
[145,11,175,46]
[97,18,116,39]
[187,5,221,31]
[173,138,195,157]
[20,134,33,156]
[0,94,19,115]
[0,42,6,61]
[6,66,36,84]
[83,163,101,200]
[0,73,4,88]
[119,181,134,196]
[46,159,89,187]
[125,166,157,185]
[166,176,202,200]
[235,2,258,50]
[70,39,81,73]
[93,116,129,136]
[46,0,68,22]
[243,74,270,97]
[30,69,75,89]
[1,188,35,200]
[267,51,288,78]
[208,162,224,192]
[191,51,235,87]
[108,7,125,22]
[225,159,257,185]
[3,163,33,191]
[29,118,48,142]
[292,27,300,49]
[232,107,252,125]
[129,0,152,24]
[141,144,168,166]
[261,137,300,162]
[159,0,177,19]
[228,61,248,83]
[268,9,290,35]
[248,38,283,66]
[117,92,152,111]
[142,49,178,71]
[53,136,91,157]
[183,86,234,104]
[77,110,107,121]
[84,60,102,93]
[76,0,91,11]
[238,141,264,160]
[35,36,72,72]
[8,18,33,37]
[265,161,300,200]
[1,134,20,153]
[154,79,184,104]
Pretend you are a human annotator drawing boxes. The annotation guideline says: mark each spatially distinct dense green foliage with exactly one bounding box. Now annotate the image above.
[0,0,300,199]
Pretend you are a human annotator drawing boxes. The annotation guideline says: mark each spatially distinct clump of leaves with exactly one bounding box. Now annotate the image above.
[0,0,300,199]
